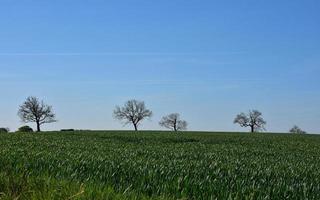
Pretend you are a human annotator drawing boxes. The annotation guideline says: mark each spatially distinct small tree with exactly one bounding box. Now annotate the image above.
[18,125,33,133]
[234,110,266,133]
[18,96,57,132]
[159,113,188,132]
[113,99,152,131]
[289,125,306,134]
[0,128,9,133]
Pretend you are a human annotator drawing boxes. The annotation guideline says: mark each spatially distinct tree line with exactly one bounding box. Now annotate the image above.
[0,96,307,134]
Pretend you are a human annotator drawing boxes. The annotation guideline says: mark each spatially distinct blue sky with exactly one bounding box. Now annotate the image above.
[0,0,319,133]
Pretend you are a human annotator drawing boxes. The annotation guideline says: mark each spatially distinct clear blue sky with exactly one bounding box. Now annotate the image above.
[0,0,319,133]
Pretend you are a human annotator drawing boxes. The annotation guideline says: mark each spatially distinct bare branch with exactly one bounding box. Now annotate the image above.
[18,96,57,132]
[113,100,152,131]
[234,110,266,132]
[289,125,306,134]
[159,113,188,132]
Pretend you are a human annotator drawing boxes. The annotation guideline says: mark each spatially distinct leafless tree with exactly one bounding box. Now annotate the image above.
[18,96,57,132]
[113,99,152,131]
[159,113,188,132]
[234,110,266,133]
[289,125,306,134]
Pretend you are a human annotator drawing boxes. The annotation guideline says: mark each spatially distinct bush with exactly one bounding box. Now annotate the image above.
[0,128,9,133]
[18,126,33,133]
[61,129,75,132]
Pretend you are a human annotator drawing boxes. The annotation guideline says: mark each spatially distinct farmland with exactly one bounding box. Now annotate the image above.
[0,131,320,199]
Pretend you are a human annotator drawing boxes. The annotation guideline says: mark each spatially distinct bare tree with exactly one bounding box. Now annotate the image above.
[159,113,188,132]
[18,96,57,132]
[289,125,306,134]
[113,100,152,131]
[234,110,266,133]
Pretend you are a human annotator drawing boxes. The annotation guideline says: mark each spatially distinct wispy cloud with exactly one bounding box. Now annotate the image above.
[0,52,245,56]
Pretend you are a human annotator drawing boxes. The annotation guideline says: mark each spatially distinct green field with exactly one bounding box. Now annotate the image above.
[0,131,320,199]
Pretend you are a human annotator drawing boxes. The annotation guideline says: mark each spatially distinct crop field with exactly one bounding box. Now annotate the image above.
[0,131,320,200]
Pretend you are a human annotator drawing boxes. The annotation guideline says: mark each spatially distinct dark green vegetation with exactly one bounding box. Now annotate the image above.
[0,128,9,133]
[17,125,33,133]
[0,131,320,199]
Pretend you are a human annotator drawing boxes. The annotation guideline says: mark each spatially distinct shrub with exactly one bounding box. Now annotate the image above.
[18,126,33,133]
[61,129,75,132]
[0,128,9,133]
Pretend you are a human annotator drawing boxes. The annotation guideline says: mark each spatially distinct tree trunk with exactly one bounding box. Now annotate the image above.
[250,125,254,133]
[133,123,138,131]
[36,121,41,132]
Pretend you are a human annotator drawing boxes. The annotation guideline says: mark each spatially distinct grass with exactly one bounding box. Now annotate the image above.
[0,131,320,199]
